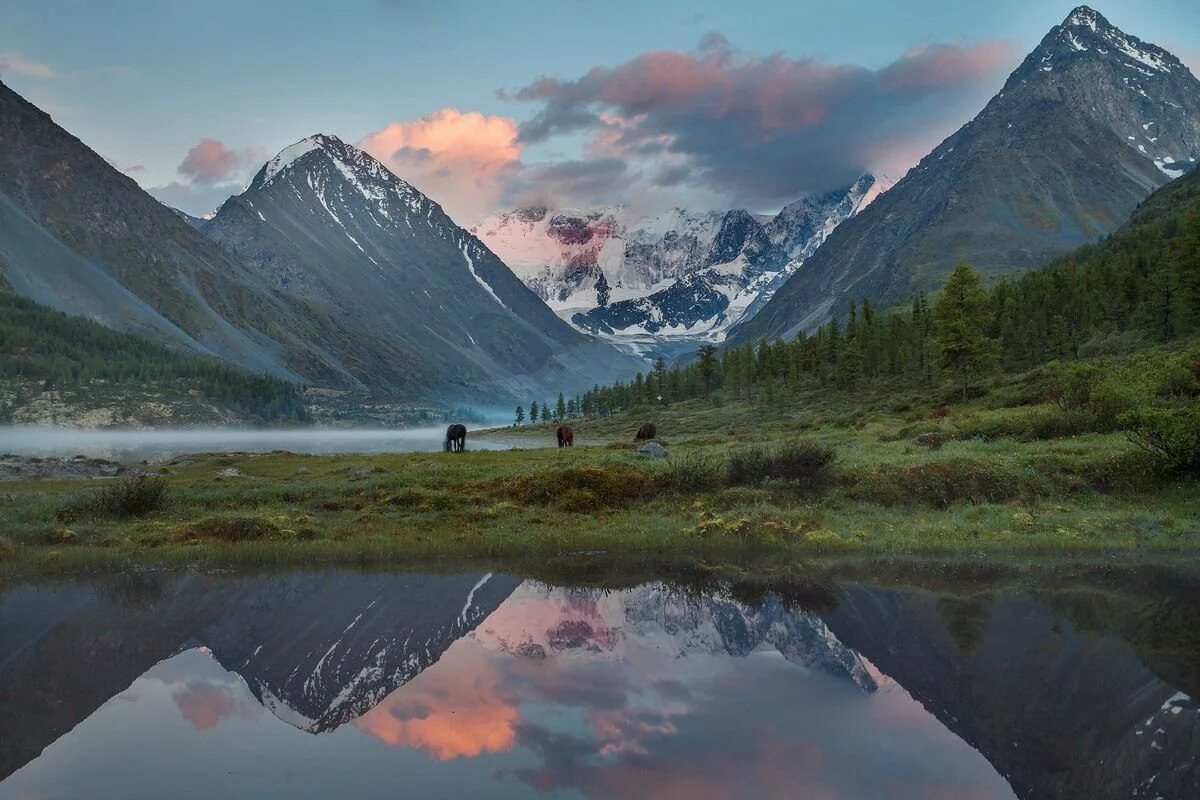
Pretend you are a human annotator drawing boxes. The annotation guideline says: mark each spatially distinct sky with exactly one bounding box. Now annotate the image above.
[2,0,1198,223]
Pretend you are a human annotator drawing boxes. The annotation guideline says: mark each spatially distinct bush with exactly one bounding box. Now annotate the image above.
[57,475,168,521]
[180,515,291,542]
[960,406,1098,442]
[666,452,725,492]
[506,463,664,508]
[1121,406,1200,471]
[844,460,1040,507]
[725,441,837,492]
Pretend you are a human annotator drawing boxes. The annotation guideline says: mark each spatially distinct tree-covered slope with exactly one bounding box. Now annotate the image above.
[0,288,309,425]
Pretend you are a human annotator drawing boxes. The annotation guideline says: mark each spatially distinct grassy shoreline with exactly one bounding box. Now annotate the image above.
[3,382,1198,578]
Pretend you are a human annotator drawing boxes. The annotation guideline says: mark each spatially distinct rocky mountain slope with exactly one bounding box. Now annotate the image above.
[0,83,638,404]
[203,135,641,400]
[473,175,885,356]
[472,582,877,691]
[825,584,1200,800]
[731,5,1200,345]
[0,79,348,385]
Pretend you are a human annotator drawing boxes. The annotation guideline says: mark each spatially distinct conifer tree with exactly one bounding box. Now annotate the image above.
[933,261,997,399]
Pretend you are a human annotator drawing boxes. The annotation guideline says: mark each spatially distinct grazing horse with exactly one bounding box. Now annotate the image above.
[635,422,657,441]
[556,426,574,448]
[444,423,467,453]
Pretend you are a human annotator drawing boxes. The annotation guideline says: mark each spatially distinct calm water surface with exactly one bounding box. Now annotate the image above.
[0,425,514,461]
[1,562,1197,798]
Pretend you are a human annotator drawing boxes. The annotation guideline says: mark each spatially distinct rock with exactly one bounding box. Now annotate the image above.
[217,467,242,478]
[636,442,669,459]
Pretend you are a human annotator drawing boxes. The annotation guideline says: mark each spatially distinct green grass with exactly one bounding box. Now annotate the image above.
[2,377,1198,577]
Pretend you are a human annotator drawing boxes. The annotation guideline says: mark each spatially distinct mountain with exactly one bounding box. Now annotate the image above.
[198,571,519,733]
[0,82,638,405]
[824,584,1200,800]
[0,570,520,778]
[0,78,363,386]
[472,175,885,358]
[202,135,641,400]
[730,5,1200,345]
[473,582,877,691]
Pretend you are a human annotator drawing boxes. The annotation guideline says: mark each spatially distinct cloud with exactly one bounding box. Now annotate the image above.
[505,156,629,209]
[359,108,522,223]
[0,51,56,78]
[506,34,1015,208]
[171,681,257,731]
[355,648,519,760]
[178,138,263,185]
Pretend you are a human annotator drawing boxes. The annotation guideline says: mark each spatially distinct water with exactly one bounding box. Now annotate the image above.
[0,425,515,462]
[1,560,1197,799]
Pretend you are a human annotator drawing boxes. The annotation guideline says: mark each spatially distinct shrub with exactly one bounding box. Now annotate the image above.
[725,441,837,492]
[844,460,1039,507]
[960,406,1098,442]
[506,463,664,508]
[57,475,168,521]
[180,515,287,542]
[666,452,725,492]
[1121,406,1200,471]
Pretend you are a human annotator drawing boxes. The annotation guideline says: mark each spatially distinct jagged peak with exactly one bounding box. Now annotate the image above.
[1063,5,1110,33]
[249,133,416,196]
[1037,5,1183,75]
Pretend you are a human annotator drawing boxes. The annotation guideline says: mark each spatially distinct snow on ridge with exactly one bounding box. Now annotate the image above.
[462,241,510,311]
[258,136,327,187]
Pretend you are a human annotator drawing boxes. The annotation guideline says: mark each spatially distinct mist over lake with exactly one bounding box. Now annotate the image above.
[0,425,514,463]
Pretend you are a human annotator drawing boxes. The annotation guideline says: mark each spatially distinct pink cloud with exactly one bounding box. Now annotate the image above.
[171,681,256,731]
[359,108,521,223]
[355,648,519,760]
[178,138,248,184]
[510,34,1016,206]
[0,51,55,78]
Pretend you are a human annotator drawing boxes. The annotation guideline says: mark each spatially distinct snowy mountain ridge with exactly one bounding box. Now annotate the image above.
[472,174,889,357]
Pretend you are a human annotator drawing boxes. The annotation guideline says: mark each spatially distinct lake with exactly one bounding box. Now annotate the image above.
[0,425,515,462]
[1,560,1196,799]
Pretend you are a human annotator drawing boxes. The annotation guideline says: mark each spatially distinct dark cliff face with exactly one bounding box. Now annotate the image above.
[731,5,1200,345]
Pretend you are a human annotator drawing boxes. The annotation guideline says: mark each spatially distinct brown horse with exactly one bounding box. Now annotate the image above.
[444,423,466,453]
[556,426,574,448]
[635,422,656,441]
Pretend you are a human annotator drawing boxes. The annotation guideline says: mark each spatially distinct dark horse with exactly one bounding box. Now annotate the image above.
[556,426,574,448]
[635,422,656,441]
[444,423,467,453]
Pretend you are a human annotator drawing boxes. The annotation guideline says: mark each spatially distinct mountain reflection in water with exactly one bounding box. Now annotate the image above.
[0,563,1197,799]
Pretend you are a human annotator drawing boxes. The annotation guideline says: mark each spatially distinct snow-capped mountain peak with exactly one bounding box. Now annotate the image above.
[248,134,427,217]
[472,175,889,359]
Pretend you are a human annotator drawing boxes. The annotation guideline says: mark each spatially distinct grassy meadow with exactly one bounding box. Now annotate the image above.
[2,351,1198,577]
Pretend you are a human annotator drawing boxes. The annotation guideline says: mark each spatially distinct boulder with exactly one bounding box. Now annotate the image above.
[635,442,669,459]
